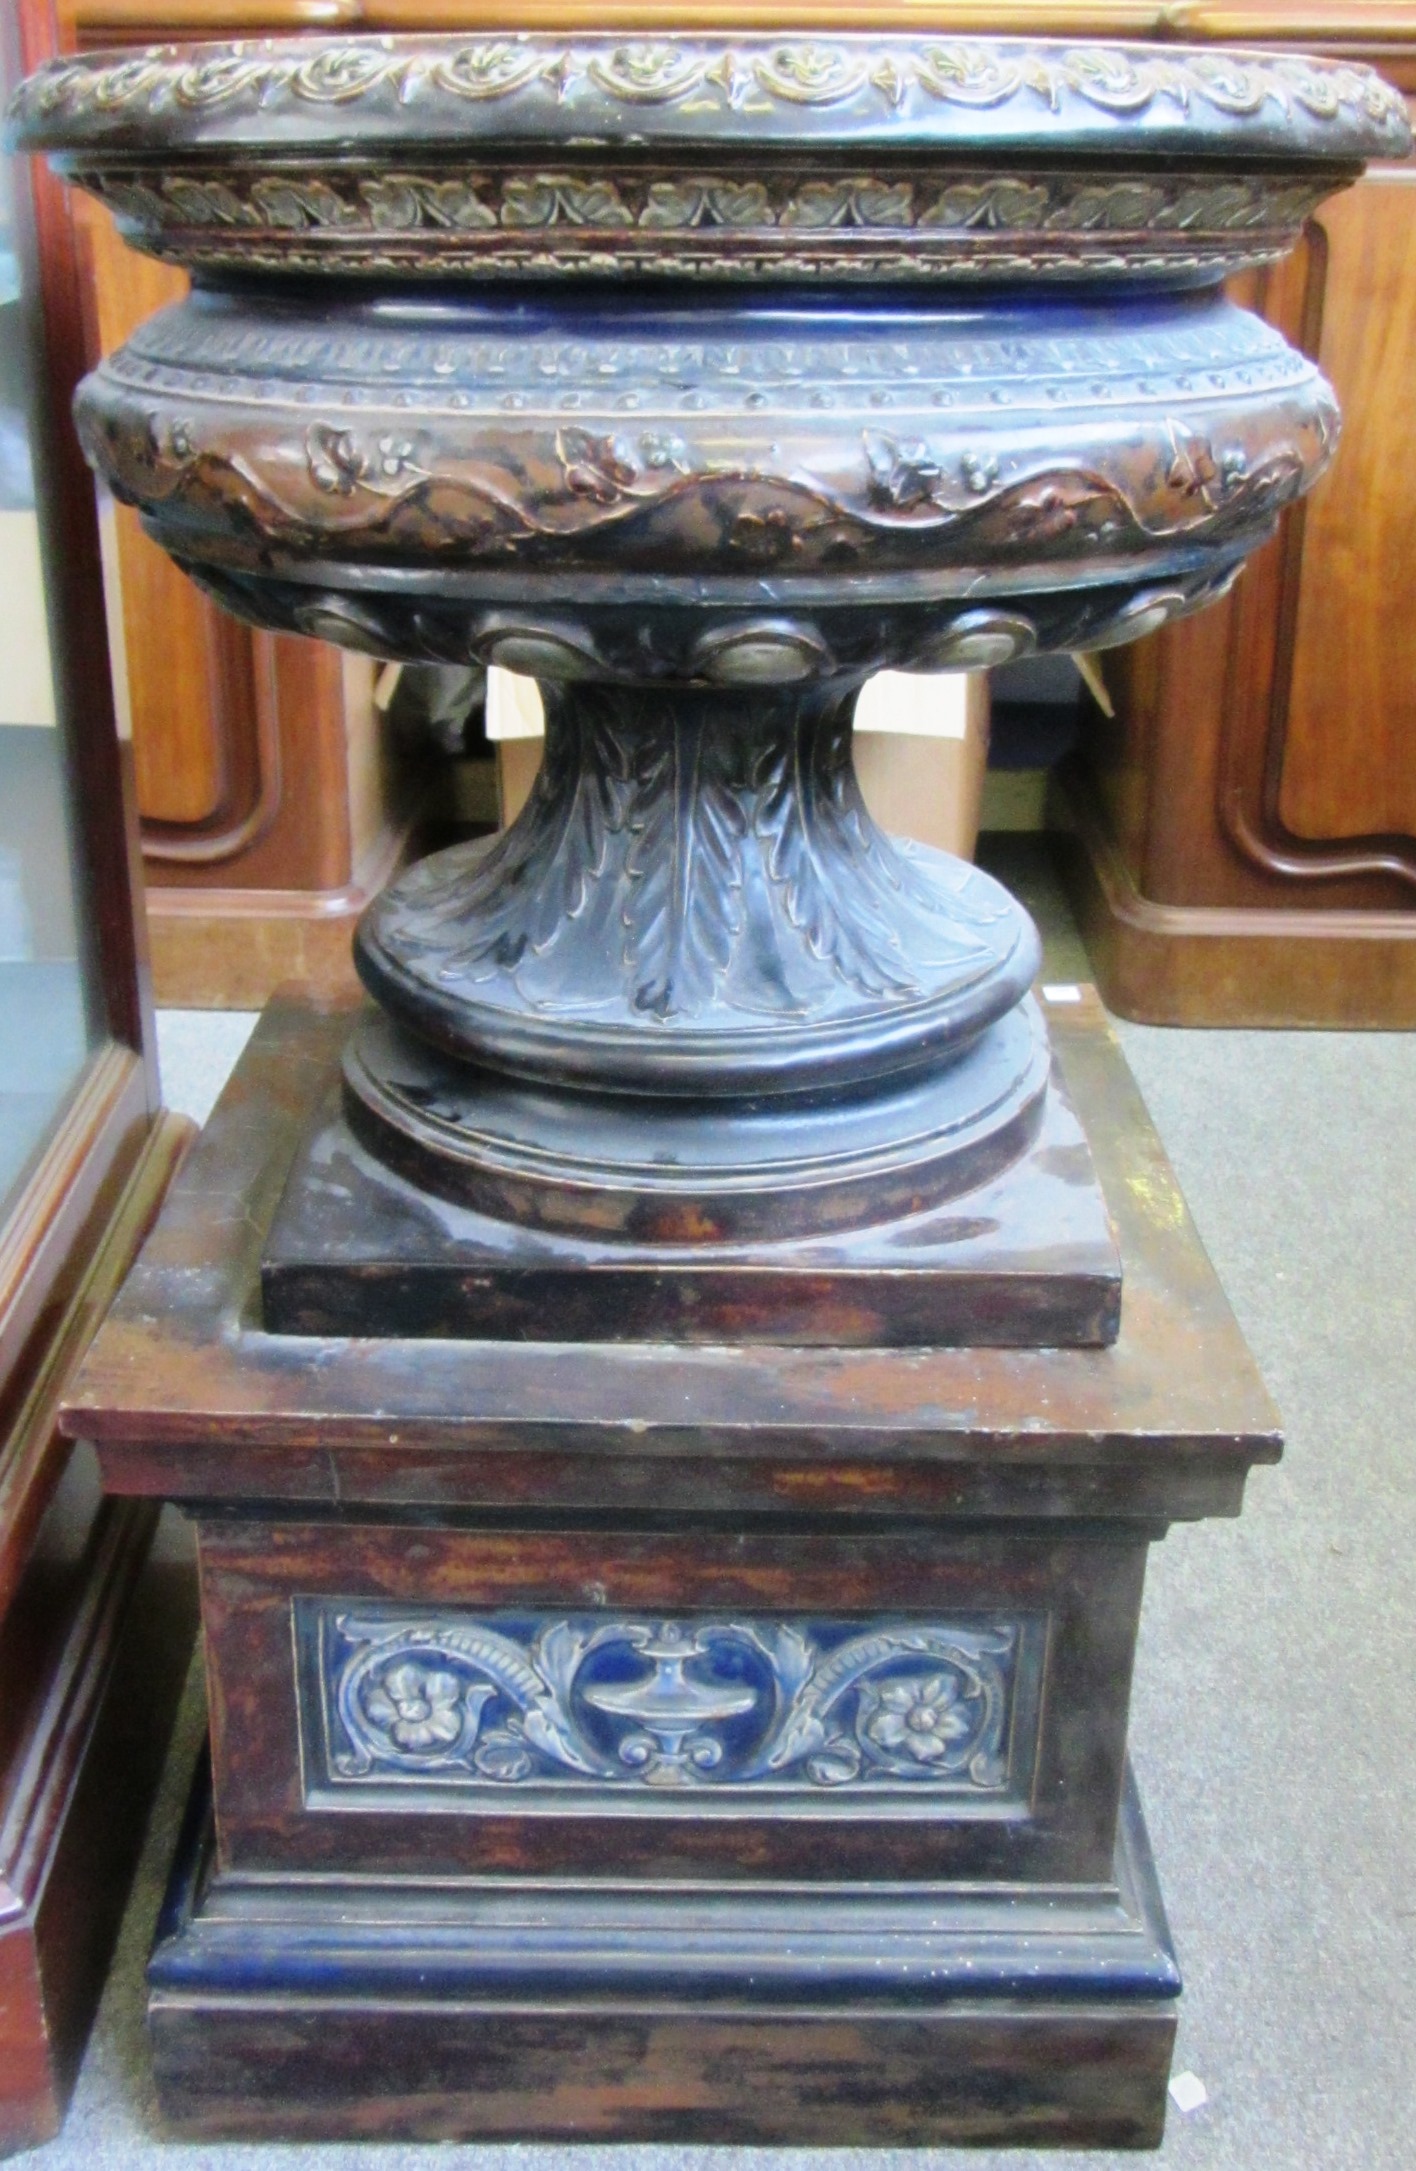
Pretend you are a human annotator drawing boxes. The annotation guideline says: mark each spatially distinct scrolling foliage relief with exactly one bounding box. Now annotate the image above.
[308,1602,1028,1798]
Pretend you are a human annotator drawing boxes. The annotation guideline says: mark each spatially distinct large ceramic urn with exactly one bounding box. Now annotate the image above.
[11,33,1407,1343]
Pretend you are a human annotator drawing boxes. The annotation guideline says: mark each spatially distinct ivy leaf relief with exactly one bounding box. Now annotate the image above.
[556,426,639,504]
[307,423,365,495]
[864,430,945,513]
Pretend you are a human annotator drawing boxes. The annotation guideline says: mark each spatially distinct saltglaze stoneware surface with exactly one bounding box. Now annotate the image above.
[11,34,1405,1342]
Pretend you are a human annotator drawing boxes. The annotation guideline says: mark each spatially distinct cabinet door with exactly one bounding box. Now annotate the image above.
[1209,157,1416,902]
[1273,170,1416,855]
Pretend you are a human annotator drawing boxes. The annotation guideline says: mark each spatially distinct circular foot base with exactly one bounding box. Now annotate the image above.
[343,998,1051,1246]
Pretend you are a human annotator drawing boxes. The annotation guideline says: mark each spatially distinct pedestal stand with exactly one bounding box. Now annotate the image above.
[65,991,1279,2148]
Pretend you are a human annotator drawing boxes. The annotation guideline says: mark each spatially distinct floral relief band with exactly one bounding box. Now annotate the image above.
[10,36,1406,145]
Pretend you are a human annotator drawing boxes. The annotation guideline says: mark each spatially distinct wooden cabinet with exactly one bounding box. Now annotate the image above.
[1048,17,1416,1021]
[1,4,195,2149]
[1275,176,1416,857]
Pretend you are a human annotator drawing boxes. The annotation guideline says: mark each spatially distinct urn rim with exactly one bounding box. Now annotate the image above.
[8,32,1409,168]
[12,34,1404,290]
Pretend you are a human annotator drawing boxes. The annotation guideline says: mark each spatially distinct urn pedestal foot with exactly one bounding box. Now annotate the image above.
[262,679,1120,1345]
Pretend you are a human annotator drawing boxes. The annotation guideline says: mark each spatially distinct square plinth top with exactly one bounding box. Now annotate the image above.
[61,992,1279,1527]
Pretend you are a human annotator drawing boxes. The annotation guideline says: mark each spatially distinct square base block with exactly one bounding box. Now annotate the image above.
[148,1757,1178,2149]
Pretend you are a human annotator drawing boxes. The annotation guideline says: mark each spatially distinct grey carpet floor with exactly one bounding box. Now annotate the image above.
[25,904,1415,2169]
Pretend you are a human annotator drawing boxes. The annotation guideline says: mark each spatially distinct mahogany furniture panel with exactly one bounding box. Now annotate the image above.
[1052,18,1416,1023]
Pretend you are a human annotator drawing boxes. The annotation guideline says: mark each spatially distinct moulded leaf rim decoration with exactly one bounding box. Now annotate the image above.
[76,163,1336,250]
